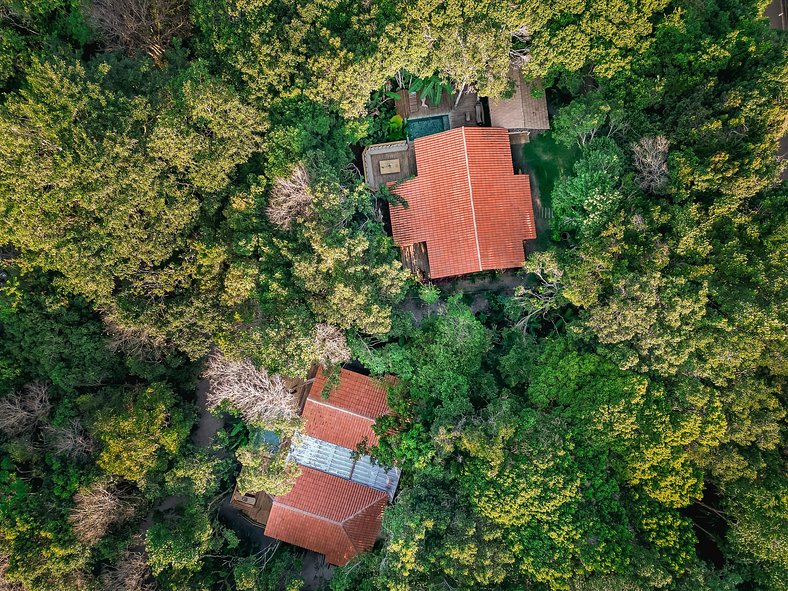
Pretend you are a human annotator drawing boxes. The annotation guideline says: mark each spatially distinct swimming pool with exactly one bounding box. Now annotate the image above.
[407,114,450,140]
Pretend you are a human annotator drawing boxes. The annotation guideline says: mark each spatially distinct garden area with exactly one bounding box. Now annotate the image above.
[521,131,580,208]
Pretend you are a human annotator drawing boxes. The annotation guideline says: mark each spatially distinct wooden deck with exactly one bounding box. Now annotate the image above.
[400,242,430,280]
[231,486,274,527]
[394,88,453,120]
[488,66,549,131]
[364,88,491,191]
[394,88,486,130]
[448,90,486,130]
[362,140,417,190]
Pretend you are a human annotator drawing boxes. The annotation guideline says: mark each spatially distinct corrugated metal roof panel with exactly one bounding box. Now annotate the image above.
[290,434,400,499]
[352,454,401,500]
[290,433,354,479]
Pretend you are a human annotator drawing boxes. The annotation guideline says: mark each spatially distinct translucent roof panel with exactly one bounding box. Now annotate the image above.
[352,455,401,500]
[250,428,281,452]
[290,434,354,480]
[289,434,401,500]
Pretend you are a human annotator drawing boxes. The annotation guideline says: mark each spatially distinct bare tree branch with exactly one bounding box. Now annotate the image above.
[202,353,299,428]
[514,252,566,333]
[632,136,670,193]
[510,25,530,66]
[0,383,51,437]
[102,314,167,362]
[88,0,191,65]
[314,324,351,367]
[99,547,155,591]
[46,419,95,459]
[266,164,314,230]
[69,482,137,546]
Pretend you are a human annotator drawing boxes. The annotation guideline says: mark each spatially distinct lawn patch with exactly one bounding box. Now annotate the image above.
[522,132,580,208]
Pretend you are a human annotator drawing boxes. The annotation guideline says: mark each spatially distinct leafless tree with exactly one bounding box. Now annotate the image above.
[88,0,191,64]
[103,315,166,362]
[203,353,298,427]
[632,136,670,193]
[47,419,95,459]
[69,482,136,546]
[314,324,352,367]
[0,383,51,437]
[266,164,314,230]
[100,547,154,591]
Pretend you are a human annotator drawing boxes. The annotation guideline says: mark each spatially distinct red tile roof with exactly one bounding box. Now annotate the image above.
[303,367,392,448]
[263,368,396,565]
[389,127,536,279]
[265,467,388,566]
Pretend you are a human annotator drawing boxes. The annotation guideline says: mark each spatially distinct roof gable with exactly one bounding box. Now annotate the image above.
[265,368,396,565]
[303,367,392,448]
[389,127,536,279]
[309,367,391,417]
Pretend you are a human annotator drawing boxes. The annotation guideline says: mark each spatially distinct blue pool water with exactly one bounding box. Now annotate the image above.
[407,114,450,140]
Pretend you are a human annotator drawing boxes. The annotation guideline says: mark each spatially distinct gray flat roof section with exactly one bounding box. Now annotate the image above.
[362,140,416,190]
[289,433,401,500]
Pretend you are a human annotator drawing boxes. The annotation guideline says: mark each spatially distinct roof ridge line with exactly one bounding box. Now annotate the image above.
[338,525,359,557]
[272,484,383,529]
[273,501,342,525]
[340,500,385,556]
[461,127,483,272]
[306,397,377,420]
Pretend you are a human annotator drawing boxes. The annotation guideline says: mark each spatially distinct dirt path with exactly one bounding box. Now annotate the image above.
[192,382,286,555]
[301,552,334,590]
[765,0,786,29]
[191,379,225,447]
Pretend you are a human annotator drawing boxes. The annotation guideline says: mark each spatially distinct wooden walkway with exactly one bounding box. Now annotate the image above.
[400,242,430,280]
[537,206,553,219]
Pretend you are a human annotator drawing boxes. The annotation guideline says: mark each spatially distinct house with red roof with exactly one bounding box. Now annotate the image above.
[389,126,536,279]
[231,366,399,566]
[361,66,546,279]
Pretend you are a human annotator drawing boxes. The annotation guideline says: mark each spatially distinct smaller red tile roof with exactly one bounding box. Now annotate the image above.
[265,467,388,566]
[303,367,392,449]
[389,126,536,279]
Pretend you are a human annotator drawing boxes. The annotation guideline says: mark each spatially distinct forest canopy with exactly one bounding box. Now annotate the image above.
[0,0,785,590]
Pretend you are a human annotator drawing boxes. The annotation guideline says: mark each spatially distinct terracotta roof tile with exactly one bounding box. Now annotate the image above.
[302,401,379,449]
[265,467,387,566]
[390,127,536,279]
[264,368,395,565]
[309,367,392,417]
[303,367,393,448]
